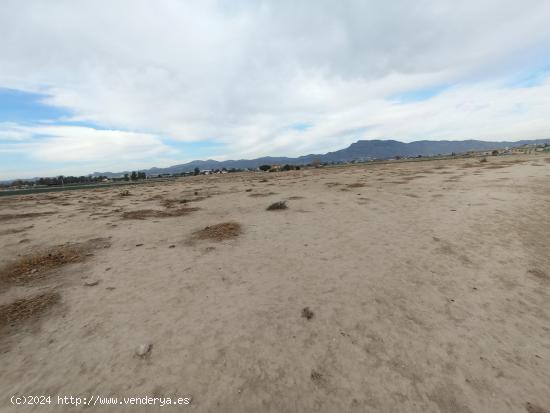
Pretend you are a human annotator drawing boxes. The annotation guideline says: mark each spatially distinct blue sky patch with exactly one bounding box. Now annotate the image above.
[508,66,550,88]
[389,84,449,103]
[0,88,71,123]
[290,122,312,132]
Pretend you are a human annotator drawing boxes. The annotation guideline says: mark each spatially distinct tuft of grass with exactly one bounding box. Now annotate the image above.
[310,370,324,384]
[192,222,242,241]
[0,291,60,330]
[267,201,288,211]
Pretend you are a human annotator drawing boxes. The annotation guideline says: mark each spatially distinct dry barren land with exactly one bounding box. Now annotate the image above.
[1,154,549,413]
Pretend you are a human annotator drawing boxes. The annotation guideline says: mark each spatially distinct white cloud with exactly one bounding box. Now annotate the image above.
[23,125,173,162]
[0,124,177,177]
[1,0,550,171]
[0,123,33,141]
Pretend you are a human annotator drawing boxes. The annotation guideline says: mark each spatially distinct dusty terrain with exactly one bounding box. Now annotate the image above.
[1,154,549,413]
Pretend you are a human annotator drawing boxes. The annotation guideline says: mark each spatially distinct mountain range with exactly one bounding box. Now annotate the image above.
[92,138,550,177]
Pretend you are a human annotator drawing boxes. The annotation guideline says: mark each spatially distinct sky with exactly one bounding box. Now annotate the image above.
[1,0,550,179]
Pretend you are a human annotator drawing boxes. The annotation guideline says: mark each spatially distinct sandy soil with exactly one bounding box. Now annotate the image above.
[1,154,549,413]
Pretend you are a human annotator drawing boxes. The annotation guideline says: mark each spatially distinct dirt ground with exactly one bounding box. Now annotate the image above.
[1,154,549,413]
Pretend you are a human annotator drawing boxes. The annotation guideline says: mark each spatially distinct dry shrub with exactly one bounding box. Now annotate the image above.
[267,201,287,211]
[119,189,131,197]
[0,291,60,329]
[0,211,57,222]
[192,222,242,241]
[0,238,110,287]
[347,183,366,188]
[122,207,198,220]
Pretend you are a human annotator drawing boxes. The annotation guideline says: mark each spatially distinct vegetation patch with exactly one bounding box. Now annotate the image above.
[161,197,207,208]
[0,226,33,236]
[0,291,60,331]
[0,211,57,222]
[122,207,198,220]
[528,268,548,281]
[192,222,242,241]
[267,201,288,211]
[0,238,110,287]
[249,192,276,198]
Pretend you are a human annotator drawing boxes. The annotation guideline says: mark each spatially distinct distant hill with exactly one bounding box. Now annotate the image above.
[92,138,550,177]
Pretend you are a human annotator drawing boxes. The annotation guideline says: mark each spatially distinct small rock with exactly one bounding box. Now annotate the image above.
[136,243,144,247]
[169,245,176,248]
[302,307,314,320]
[30,268,38,274]
[84,280,100,287]
[135,343,153,358]
[105,267,112,271]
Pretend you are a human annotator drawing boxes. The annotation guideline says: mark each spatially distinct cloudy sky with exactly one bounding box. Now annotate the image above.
[1,0,550,179]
